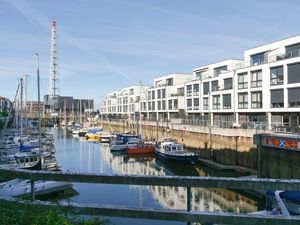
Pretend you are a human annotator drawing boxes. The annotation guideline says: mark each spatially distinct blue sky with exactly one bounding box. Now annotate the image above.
[1,0,300,107]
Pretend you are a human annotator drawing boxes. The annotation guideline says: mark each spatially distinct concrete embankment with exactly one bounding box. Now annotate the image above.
[101,120,258,171]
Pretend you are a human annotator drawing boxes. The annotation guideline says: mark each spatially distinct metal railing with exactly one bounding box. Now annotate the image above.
[1,166,300,224]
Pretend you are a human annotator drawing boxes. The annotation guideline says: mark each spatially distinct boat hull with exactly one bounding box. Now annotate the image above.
[127,145,155,154]
[155,150,198,165]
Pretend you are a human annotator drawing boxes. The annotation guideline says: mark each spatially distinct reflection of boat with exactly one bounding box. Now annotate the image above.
[251,191,300,217]
[155,139,198,164]
[155,158,198,176]
[127,141,155,155]
[98,132,115,143]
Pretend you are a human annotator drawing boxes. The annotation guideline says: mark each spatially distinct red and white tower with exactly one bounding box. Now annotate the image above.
[49,20,59,98]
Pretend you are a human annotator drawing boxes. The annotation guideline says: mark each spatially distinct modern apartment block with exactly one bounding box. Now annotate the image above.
[100,35,300,130]
[101,85,151,119]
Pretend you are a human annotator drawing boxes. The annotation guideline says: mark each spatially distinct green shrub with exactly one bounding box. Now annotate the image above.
[0,201,111,225]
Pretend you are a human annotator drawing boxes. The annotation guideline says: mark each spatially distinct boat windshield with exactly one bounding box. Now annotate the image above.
[279,191,300,215]
[177,145,184,151]
[266,191,300,215]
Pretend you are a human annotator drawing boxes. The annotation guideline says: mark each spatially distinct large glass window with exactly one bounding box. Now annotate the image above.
[271,89,284,108]
[238,73,248,89]
[173,99,178,110]
[193,98,199,110]
[157,101,161,110]
[224,78,233,90]
[203,98,208,110]
[147,91,151,100]
[203,82,210,95]
[251,70,262,88]
[187,99,192,110]
[162,100,166,110]
[152,91,155,100]
[193,84,199,96]
[211,81,219,92]
[162,89,166,99]
[238,93,248,109]
[251,52,265,66]
[288,88,300,107]
[148,102,151,111]
[213,95,220,110]
[223,94,231,109]
[214,66,227,77]
[168,100,172,110]
[157,90,161,99]
[187,85,192,97]
[177,88,184,96]
[288,63,300,84]
[166,78,173,86]
[271,66,284,85]
[251,92,262,108]
[152,101,155,110]
[286,43,300,58]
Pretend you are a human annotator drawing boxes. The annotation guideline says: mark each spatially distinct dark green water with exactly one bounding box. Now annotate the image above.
[52,128,263,225]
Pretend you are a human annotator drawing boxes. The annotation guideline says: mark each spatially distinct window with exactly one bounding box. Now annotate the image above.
[168,100,172,110]
[193,84,199,96]
[203,82,210,95]
[223,94,231,109]
[251,70,262,88]
[173,99,178,110]
[187,85,192,97]
[238,73,248,89]
[214,66,227,77]
[148,91,151,100]
[251,92,262,108]
[213,95,220,109]
[224,78,233,90]
[157,101,161,110]
[129,89,134,95]
[152,101,155,110]
[271,89,284,108]
[177,88,184,96]
[166,78,173,86]
[152,91,155,100]
[123,97,128,104]
[211,81,219,92]
[288,63,300,84]
[238,93,248,109]
[286,43,300,58]
[251,52,265,66]
[162,89,166,99]
[203,98,208,110]
[162,100,166,110]
[148,102,151,111]
[271,66,284,85]
[193,98,199,110]
[157,90,161,99]
[288,88,300,107]
[187,99,192,110]
[195,71,204,80]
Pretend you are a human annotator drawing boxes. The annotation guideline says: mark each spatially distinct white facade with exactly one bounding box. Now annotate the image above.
[100,35,300,130]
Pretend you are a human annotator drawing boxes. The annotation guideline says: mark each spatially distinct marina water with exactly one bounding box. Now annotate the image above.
[53,128,263,225]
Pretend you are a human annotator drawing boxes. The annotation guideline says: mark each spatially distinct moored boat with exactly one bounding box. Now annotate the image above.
[155,138,198,164]
[127,141,155,154]
[110,134,140,151]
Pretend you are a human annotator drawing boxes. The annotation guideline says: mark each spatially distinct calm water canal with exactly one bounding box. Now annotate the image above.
[52,128,263,225]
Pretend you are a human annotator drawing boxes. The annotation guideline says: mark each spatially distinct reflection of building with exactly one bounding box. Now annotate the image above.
[100,147,257,213]
[25,101,45,116]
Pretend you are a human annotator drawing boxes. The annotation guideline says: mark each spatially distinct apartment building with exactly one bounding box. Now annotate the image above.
[101,85,150,119]
[101,35,300,130]
[140,73,192,120]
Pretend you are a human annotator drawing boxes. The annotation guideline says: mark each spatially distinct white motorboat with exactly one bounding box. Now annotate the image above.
[155,138,198,164]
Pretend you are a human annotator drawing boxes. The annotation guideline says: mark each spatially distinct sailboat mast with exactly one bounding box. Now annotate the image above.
[20,78,23,139]
[36,53,42,152]
[24,74,29,134]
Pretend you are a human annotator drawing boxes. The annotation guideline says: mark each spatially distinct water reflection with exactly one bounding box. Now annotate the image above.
[52,128,261,223]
